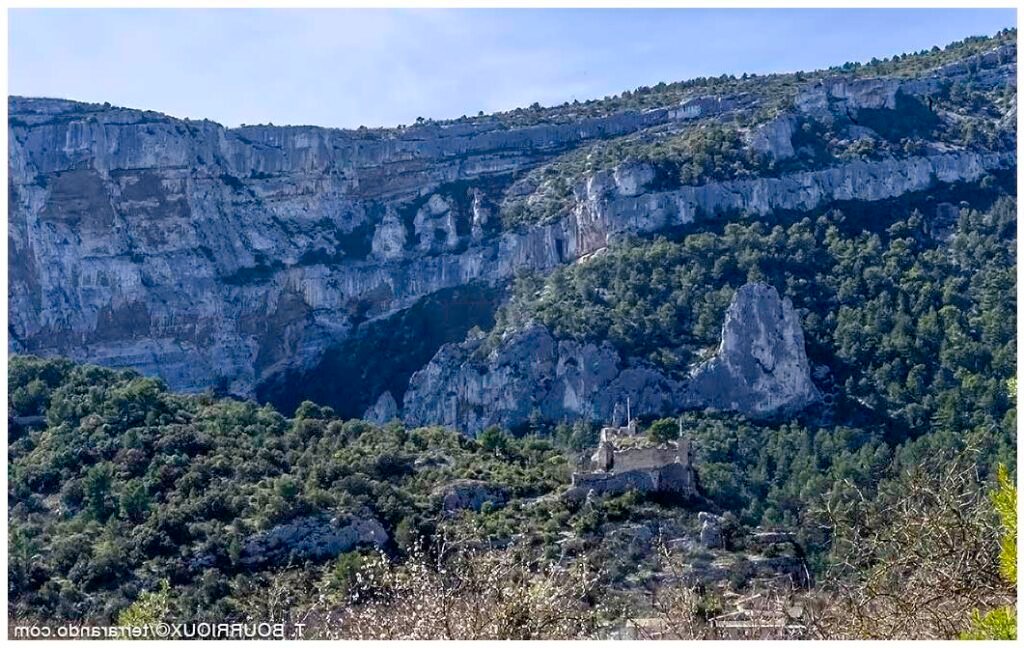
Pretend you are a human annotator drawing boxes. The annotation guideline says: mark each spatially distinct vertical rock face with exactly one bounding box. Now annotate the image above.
[685,283,820,417]
[401,283,819,435]
[6,42,1016,419]
[365,391,399,423]
[7,97,680,399]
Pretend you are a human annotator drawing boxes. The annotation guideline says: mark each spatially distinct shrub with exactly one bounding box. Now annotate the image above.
[647,418,679,444]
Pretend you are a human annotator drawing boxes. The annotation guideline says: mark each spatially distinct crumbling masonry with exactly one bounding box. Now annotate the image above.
[564,413,698,501]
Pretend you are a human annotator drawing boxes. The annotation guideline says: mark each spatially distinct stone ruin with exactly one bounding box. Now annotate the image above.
[564,409,698,502]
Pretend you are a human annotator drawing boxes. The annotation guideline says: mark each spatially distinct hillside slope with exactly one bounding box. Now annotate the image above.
[7,30,1017,637]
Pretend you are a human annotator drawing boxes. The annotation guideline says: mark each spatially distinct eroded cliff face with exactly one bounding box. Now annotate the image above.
[7,42,1016,425]
[10,97,678,398]
[686,283,820,418]
[402,283,818,434]
[401,324,686,433]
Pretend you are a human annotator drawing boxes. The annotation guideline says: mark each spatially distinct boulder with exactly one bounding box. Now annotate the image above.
[240,513,387,567]
[698,512,724,549]
[433,479,508,513]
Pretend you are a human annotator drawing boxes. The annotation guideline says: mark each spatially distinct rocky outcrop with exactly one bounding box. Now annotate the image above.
[402,282,819,434]
[7,45,1015,410]
[686,283,819,418]
[795,76,902,115]
[239,513,387,567]
[364,391,399,423]
[698,512,725,549]
[8,97,679,397]
[747,116,796,161]
[574,150,1013,243]
[795,44,1016,118]
[401,324,686,434]
[432,479,508,513]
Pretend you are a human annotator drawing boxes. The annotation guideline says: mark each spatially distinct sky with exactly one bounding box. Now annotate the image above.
[8,8,1017,130]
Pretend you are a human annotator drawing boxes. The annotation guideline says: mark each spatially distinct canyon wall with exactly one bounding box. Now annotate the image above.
[8,43,1016,427]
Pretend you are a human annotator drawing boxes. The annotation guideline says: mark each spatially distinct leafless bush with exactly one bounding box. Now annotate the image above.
[290,535,614,639]
[632,537,811,640]
[806,450,1012,639]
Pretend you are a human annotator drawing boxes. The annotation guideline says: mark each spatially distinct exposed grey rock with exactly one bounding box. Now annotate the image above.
[748,116,796,160]
[698,512,724,549]
[999,94,1017,133]
[8,97,678,395]
[240,513,387,567]
[470,190,494,240]
[404,282,819,434]
[7,48,1014,401]
[929,43,1017,80]
[414,194,460,253]
[402,324,686,434]
[796,77,901,115]
[364,390,399,423]
[669,95,739,120]
[612,162,656,196]
[795,47,1016,123]
[433,479,508,513]
[607,523,656,547]
[371,209,407,260]
[574,151,1013,243]
[686,283,820,418]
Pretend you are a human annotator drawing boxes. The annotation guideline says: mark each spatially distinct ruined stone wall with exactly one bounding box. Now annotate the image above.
[611,445,682,472]
[568,469,659,501]
[565,461,696,501]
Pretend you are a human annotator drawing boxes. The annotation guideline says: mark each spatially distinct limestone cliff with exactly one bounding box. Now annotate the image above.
[402,283,819,434]
[685,283,819,418]
[7,40,1016,424]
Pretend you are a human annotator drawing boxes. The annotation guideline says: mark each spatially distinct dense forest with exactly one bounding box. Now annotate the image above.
[497,190,1016,461]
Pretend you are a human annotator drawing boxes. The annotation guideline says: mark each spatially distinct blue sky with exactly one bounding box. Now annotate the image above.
[9,8,1016,129]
